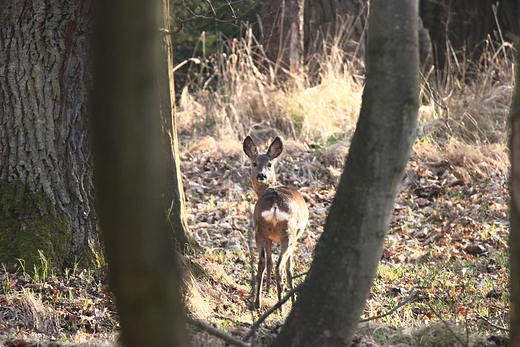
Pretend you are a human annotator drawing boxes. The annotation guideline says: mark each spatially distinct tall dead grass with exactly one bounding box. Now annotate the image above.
[419,39,514,145]
[176,23,514,169]
[177,25,363,146]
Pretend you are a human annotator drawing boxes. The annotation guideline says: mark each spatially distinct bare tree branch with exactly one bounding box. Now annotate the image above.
[476,313,509,332]
[205,0,218,20]
[425,302,469,347]
[226,0,237,19]
[242,283,304,342]
[172,0,258,33]
[186,317,250,347]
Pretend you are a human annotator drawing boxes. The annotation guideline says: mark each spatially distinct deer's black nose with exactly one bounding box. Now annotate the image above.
[257,173,267,181]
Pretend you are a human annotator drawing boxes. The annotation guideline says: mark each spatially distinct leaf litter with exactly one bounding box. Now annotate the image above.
[0,136,510,346]
[182,136,510,346]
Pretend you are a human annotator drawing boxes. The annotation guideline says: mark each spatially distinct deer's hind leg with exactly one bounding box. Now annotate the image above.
[286,251,295,304]
[276,238,294,309]
[255,240,266,309]
[265,239,273,295]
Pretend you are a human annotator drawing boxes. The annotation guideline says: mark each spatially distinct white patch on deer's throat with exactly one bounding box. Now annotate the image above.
[261,206,289,225]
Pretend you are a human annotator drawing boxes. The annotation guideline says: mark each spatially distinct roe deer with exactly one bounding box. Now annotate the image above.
[243,136,309,310]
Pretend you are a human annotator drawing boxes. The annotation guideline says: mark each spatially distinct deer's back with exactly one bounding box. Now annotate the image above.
[254,186,308,243]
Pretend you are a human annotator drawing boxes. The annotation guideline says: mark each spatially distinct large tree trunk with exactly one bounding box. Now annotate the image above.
[304,0,368,63]
[508,17,520,346]
[91,0,190,346]
[260,0,304,74]
[272,1,419,346]
[0,0,103,269]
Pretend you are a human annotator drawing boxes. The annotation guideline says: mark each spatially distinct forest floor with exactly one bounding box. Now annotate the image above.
[0,135,510,346]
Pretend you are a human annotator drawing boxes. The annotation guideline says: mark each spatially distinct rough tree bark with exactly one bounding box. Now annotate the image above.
[0,0,103,269]
[271,0,419,346]
[260,0,304,73]
[92,0,190,346]
[508,16,520,346]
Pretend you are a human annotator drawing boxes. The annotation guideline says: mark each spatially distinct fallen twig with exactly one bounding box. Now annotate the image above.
[291,271,308,280]
[360,286,427,322]
[425,302,468,347]
[476,313,509,332]
[186,316,250,347]
[242,283,304,342]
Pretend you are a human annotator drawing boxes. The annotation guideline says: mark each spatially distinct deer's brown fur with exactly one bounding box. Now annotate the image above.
[243,136,309,310]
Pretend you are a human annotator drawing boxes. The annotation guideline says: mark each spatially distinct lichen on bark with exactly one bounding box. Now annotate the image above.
[0,179,71,270]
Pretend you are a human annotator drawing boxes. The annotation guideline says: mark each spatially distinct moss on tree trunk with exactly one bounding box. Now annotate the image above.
[0,180,71,270]
[0,0,103,269]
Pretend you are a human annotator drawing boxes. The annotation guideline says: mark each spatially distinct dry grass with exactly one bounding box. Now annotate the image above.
[177,26,363,146]
[7,289,61,334]
[0,267,118,346]
[413,138,509,182]
[419,40,514,145]
[178,25,514,151]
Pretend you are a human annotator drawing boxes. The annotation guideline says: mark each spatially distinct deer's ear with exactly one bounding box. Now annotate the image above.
[243,136,258,159]
[267,137,283,159]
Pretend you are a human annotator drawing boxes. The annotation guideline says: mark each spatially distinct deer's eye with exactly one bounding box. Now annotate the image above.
[267,163,272,169]
[252,162,258,167]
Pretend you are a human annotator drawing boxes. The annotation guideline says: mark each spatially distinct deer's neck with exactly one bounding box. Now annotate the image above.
[253,179,274,197]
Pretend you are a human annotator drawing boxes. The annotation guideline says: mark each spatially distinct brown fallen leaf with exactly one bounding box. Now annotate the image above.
[12,339,29,347]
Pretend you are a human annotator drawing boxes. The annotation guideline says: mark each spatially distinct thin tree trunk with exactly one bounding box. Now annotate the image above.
[91,0,190,345]
[304,0,368,62]
[272,1,419,345]
[0,0,103,269]
[508,23,520,346]
[260,0,304,74]
[158,0,194,252]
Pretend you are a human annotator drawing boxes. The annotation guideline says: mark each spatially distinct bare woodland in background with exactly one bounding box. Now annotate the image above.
[0,0,518,346]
